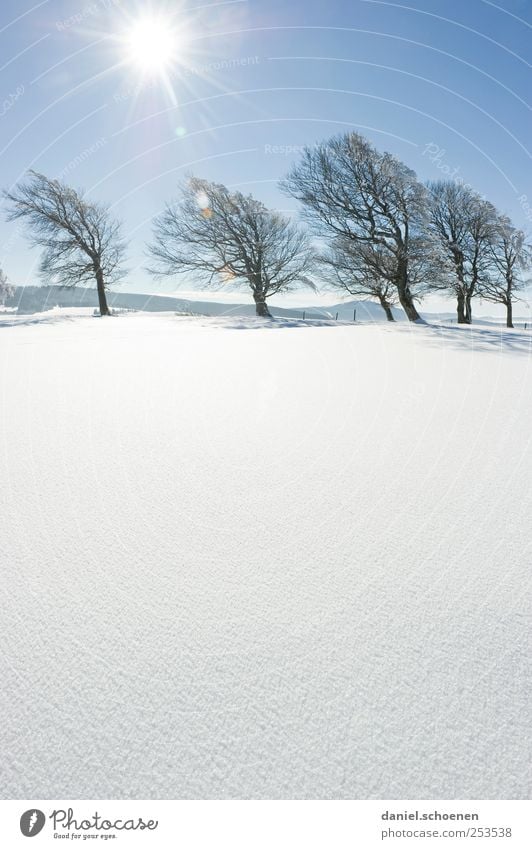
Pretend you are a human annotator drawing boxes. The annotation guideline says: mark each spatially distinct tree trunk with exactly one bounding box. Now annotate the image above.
[456,291,468,324]
[506,299,513,329]
[395,262,421,322]
[465,293,472,324]
[253,293,272,317]
[379,296,395,322]
[95,266,111,316]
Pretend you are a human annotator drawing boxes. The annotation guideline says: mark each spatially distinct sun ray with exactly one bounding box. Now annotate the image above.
[61,1,263,133]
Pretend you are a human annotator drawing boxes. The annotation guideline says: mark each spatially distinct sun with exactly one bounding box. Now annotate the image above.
[124,15,180,75]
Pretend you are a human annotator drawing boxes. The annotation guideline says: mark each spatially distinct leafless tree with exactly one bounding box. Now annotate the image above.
[320,231,447,321]
[427,181,498,324]
[319,238,399,321]
[280,133,432,322]
[481,217,531,328]
[4,171,127,316]
[0,267,14,304]
[148,177,316,317]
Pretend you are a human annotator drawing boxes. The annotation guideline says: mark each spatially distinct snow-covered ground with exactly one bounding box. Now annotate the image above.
[1,312,531,799]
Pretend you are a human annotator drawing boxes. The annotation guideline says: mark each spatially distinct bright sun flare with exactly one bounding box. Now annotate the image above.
[125,16,178,74]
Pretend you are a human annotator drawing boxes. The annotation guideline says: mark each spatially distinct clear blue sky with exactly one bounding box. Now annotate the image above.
[0,0,531,305]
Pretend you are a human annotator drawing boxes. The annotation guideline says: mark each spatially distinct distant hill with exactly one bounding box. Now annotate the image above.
[3,285,403,322]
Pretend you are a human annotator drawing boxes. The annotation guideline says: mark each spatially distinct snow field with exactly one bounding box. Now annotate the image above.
[1,313,530,798]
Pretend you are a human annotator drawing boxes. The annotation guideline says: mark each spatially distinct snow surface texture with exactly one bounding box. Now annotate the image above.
[1,312,530,799]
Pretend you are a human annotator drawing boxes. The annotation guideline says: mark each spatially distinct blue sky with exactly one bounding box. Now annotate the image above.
[0,0,531,307]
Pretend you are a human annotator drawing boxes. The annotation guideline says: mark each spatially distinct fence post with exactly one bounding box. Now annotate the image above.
[302,311,305,320]
[353,308,357,322]
[335,312,338,321]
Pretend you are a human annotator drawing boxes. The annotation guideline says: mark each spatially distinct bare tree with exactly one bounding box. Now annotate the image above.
[280,133,432,322]
[320,231,446,321]
[4,171,127,316]
[0,267,14,304]
[319,238,399,321]
[482,217,531,328]
[148,177,316,317]
[427,181,498,324]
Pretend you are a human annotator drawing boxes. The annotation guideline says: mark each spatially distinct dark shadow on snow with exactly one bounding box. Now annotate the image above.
[2,312,532,357]
[398,321,532,357]
[196,316,345,330]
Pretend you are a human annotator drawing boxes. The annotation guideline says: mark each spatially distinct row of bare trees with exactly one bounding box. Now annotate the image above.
[427,181,530,327]
[280,134,531,326]
[3,132,531,326]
